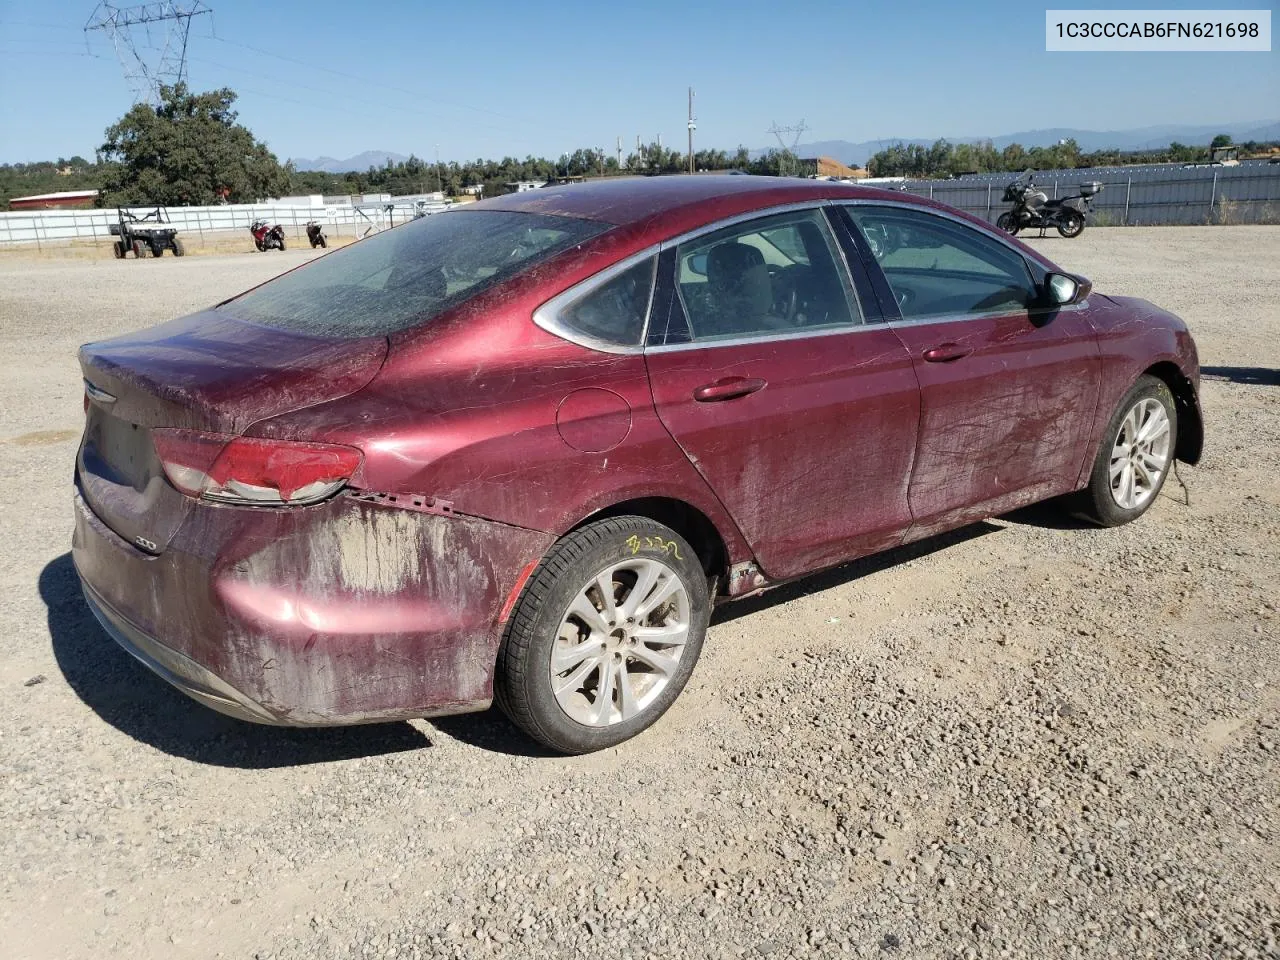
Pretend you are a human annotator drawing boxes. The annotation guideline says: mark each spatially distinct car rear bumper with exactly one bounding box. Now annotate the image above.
[72,485,554,726]
[81,578,282,724]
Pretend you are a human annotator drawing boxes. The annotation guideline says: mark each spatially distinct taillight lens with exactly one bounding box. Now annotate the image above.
[151,429,362,505]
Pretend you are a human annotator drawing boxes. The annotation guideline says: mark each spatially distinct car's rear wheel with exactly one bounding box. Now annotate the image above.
[495,516,709,754]
[1075,375,1176,526]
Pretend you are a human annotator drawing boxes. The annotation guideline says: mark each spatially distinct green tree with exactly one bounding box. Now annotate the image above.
[99,83,289,205]
[1210,133,1233,150]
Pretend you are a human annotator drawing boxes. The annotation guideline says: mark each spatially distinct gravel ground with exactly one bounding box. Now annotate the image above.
[0,228,1277,960]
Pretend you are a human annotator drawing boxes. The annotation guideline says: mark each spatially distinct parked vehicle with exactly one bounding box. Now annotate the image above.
[249,219,286,251]
[997,171,1102,238]
[305,221,328,249]
[74,176,1202,754]
[108,207,184,258]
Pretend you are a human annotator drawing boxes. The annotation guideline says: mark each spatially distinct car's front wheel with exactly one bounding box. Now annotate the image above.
[495,516,709,754]
[1075,375,1177,526]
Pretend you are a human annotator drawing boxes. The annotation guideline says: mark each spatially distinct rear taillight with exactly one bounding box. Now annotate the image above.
[151,429,362,506]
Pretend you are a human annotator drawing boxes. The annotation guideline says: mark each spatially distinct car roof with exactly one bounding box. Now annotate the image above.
[468,174,924,229]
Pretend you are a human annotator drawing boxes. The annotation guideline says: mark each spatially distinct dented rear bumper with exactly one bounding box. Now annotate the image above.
[72,486,553,725]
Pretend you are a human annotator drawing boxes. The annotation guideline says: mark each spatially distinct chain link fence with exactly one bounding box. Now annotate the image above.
[894,161,1280,226]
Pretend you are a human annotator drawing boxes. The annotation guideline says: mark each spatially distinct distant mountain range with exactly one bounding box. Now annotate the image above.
[291,120,1279,172]
[779,120,1280,167]
[289,150,411,173]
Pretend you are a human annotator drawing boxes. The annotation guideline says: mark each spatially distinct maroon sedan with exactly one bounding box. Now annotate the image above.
[74,176,1202,753]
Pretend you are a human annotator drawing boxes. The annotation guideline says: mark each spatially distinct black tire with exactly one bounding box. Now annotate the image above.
[172,238,185,257]
[150,243,163,258]
[317,236,327,248]
[112,241,125,259]
[131,239,145,258]
[1073,375,1177,527]
[1058,211,1085,238]
[996,212,1019,235]
[278,236,286,251]
[494,516,710,754]
[255,240,265,252]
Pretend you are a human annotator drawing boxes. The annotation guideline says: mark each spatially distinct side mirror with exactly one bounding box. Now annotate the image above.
[1043,272,1092,306]
[687,252,709,277]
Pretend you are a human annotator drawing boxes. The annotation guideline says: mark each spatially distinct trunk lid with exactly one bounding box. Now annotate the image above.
[77,310,387,552]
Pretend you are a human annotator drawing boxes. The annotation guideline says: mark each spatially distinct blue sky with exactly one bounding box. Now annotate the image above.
[1,0,1276,163]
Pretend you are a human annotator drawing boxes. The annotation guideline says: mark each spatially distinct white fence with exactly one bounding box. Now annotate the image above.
[0,197,452,247]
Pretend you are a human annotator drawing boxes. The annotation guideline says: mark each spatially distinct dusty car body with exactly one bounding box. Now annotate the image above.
[74,176,1202,752]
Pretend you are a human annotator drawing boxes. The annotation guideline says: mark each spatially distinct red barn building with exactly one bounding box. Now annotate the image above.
[8,190,100,210]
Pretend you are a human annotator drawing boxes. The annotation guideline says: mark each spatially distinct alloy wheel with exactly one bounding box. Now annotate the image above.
[549,557,691,727]
[1109,397,1171,510]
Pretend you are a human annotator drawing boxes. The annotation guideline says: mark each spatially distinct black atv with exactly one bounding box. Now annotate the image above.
[109,207,185,258]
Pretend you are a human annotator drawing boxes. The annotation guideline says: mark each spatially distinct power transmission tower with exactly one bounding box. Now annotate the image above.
[767,119,809,177]
[687,87,696,174]
[84,2,213,103]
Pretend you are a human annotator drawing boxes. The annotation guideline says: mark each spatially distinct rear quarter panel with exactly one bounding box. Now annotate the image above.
[250,305,754,567]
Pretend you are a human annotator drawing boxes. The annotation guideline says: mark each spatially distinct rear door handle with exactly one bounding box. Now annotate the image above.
[693,376,767,402]
[922,343,973,363]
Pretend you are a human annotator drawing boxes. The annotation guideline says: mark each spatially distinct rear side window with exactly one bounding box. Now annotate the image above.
[221,210,607,337]
[548,255,657,348]
[673,208,860,343]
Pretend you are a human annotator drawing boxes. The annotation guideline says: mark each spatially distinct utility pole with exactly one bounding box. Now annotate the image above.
[435,144,441,194]
[617,136,623,169]
[687,87,697,174]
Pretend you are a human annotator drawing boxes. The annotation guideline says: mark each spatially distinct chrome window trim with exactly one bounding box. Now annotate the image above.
[656,200,831,252]
[652,201,870,352]
[532,246,660,355]
[645,321,886,355]
[883,301,1087,330]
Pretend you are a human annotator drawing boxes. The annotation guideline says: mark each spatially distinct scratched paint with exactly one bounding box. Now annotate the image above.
[73,489,553,725]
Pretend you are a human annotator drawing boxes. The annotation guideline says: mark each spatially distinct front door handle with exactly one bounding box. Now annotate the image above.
[922,343,973,363]
[693,376,767,402]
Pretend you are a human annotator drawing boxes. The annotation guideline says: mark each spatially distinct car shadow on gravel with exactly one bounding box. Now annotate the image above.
[427,710,555,758]
[1201,365,1280,386]
[40,553,432,768]
[711,522,1002,625]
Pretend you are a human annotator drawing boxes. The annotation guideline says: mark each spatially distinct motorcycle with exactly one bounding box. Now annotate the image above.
[996,172,1101,238]
[249,219,286,252]
[305,220,328,249]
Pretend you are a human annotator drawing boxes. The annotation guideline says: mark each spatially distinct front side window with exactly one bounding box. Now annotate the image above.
[844,206,1038,321]
[673,208,860,343]
[221,210,607,337]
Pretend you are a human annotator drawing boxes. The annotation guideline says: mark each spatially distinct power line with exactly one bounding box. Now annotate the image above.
[767,120,809,176]
[84,2,213,103]
[207,35,540,131]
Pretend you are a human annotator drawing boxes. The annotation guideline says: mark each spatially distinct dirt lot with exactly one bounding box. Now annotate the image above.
[0,228,1276,960]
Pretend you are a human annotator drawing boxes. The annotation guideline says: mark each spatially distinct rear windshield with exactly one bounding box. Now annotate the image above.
[220,210,607,336]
